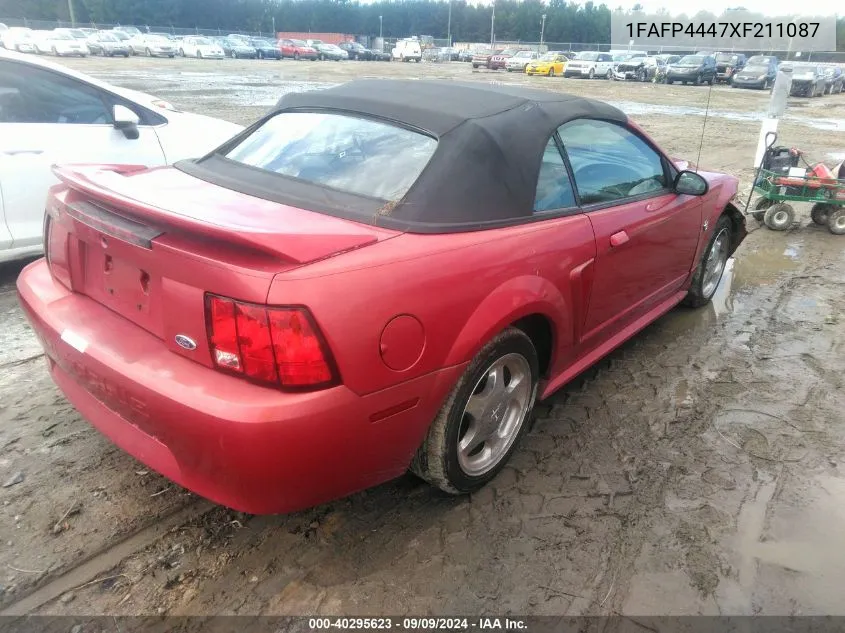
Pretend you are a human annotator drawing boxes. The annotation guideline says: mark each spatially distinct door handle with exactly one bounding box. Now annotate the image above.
[610,230,629,247]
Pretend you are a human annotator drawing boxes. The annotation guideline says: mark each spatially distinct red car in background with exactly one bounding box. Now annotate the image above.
[489,48,522,70]
[277,38,317,60]
[17,80,746,515]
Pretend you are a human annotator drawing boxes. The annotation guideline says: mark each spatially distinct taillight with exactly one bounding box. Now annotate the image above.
[205,294,338,390]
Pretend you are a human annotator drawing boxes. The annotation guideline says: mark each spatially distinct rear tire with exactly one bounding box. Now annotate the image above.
[683,215,732,307]
[811,203,833,226]
[751,197,773,222]
[764,203,795,231]
[588,68,595,79]
[410,328,539,495]
[548,68,555,77]
[828,209,845,235]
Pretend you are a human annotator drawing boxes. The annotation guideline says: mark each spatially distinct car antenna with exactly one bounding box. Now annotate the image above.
[694,81,714,173]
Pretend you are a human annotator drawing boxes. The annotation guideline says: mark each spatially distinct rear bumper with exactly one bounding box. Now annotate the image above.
[17,260,464,514]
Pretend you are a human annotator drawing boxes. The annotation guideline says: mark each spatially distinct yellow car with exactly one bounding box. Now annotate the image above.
[525,52,569,77]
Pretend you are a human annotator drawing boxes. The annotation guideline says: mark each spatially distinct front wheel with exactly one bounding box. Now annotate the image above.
[294,52,300,60]
[548,68,555,77]
[764,203,795,231]
[410,328,539,494]
[146,47,152,57]
[683,215,732,307]
[588,68,595,79]
[606,68,613,80]
[231,50,237,59]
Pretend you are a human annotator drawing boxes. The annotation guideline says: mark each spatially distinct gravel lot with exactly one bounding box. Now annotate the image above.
[1,55,845,617]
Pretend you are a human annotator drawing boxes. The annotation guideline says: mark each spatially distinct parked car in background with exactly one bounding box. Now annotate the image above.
[655,54,681,66]
[250,38,282,59]
[1,27,36,53]
[458,49,474,62]
[53,28,89,42]
[506,50,538,72]
[564,51,614,79]
[714,52,746,83]
[0,48,243,264]
[112,26,143,37]
[489,48,520,70]
[392,39,422,62]
[179,36,225,59]
[16,78,745,514]
[611,52,638,70]
[86,32,131,57]
[110,30,132,45]
[338,40,371,60]
[665,55,716,85]
[216,36,256,59]
[526,51,569,76]
[471,48,500,69]
[307,41,347,61]
[613,55,665,82]
[730,55,778,89]
[369,47,391,61]
[823,66,844,94]
[787,64,827,97]
[128,34,176,57]
[78,27,96,36]
[278,39,318,60]
[34,30,88,56]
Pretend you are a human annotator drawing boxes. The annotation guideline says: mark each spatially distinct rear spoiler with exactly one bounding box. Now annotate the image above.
[51,165,382,264]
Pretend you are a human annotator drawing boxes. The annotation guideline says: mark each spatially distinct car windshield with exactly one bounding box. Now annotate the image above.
[539,52,559,61]
[292,39,307,46]
[52,32,72,40]
[747,56,774,65]
[513,51,534,59]
[499,49,519,56]
[679,55,705,64]
[194,37,211,45]
[147,36,168,43]
[475,49,493,56]
[715,53,738,62]
[98,33,117,42]
[576,52,599,61]
[111,31,129,40]
[224,112,437,203]
[310,40,324,46]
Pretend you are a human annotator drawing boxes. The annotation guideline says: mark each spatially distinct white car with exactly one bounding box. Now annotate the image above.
[392,39,422,62]
[0,49,244,263]
[33,30,88,57]
[127,34,176,57]
[1,27,36,54]
[179,36,225,59]
[563,51,615,79]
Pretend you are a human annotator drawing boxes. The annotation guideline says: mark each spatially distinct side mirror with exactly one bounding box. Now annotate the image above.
[674,170,709,196]
[113,104,140,140]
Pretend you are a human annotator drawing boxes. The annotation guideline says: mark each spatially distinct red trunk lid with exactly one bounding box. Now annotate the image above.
[46,165,397,365]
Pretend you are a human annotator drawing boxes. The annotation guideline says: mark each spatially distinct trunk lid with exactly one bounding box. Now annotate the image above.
[46,165,398,364]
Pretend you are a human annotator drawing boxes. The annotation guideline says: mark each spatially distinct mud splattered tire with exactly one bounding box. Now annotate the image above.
[410,328,539,494]
[751,197,773,222]
[811,203,833,226]
[828,209,845,235]
[764,203,795,231]
[683,215,732,308]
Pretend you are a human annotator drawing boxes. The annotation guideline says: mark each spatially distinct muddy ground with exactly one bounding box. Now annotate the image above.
[1,56,844,618]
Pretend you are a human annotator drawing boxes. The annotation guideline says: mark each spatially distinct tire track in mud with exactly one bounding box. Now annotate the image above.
[0,500,213,616]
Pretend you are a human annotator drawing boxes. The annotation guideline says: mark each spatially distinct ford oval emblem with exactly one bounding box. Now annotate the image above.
[175,334,197,351]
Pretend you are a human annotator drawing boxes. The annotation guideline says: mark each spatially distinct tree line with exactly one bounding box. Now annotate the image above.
[4,0,845,50]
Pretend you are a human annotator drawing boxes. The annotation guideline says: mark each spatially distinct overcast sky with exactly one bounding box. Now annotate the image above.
[607,0,839,16]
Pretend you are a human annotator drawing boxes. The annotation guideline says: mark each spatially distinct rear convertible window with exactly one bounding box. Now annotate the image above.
[224,112,437,201]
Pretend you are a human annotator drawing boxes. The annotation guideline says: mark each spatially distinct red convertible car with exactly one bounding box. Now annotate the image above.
[17,81,745,514]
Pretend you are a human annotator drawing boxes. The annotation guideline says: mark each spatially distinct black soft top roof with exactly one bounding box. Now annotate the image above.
[177,79,629,233]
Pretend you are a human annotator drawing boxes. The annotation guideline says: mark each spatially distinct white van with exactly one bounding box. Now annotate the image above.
[392,39,422,62]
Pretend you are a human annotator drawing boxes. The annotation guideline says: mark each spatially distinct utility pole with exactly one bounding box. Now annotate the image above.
[540,13,546,48]
[490,2,495,47]
[68,0,76,26]
[379,15,383,38]
[272,15,276,37]
[447,1,452,46]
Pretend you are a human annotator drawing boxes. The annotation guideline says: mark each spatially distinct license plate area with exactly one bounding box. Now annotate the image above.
[103,255,151,315]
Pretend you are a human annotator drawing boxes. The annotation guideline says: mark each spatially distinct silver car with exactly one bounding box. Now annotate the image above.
[505,50,538,72]
[128,34,176,57]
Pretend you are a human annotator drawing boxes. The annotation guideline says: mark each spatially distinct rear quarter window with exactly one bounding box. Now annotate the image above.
[223,111,437,202]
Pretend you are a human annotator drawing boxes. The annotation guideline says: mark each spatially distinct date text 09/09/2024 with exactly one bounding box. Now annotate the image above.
[625,22,820,39]
[307,618,528,630]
